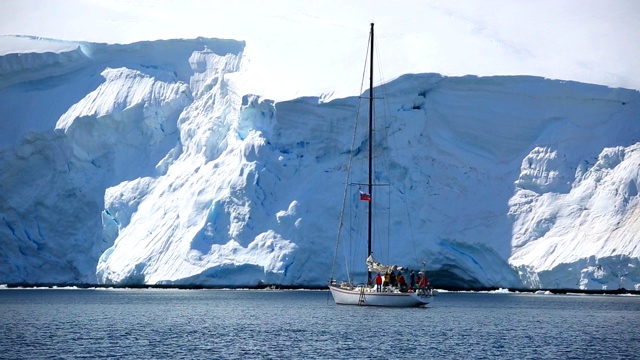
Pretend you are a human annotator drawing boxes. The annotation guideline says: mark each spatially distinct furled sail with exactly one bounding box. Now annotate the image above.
[366,255,404,274]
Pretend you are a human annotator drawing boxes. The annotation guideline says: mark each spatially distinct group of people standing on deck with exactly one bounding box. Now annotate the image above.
[374,268,430,293]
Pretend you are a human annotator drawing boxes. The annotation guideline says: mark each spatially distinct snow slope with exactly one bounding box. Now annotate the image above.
[1,36,639,289]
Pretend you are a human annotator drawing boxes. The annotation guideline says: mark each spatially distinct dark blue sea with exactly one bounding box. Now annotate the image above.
[1,289,638,359]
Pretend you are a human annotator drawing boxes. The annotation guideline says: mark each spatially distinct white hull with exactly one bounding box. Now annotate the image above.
[329,285,429,307]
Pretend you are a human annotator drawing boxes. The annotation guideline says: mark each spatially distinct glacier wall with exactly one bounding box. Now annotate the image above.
[1,36,639,289]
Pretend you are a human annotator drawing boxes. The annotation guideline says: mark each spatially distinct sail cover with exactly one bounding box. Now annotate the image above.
[366,255,403,274]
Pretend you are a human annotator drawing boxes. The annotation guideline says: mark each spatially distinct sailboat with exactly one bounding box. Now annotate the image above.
[328,23,433,307]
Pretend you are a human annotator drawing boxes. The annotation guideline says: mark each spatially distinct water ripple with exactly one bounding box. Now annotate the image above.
[0,290,638,359]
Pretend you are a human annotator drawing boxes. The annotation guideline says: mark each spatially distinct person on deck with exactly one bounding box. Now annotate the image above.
[383,272,390,289]
[389,271,397,288]
[375,273,382,292]
[397,272,407,292]
[410,270,416,289]
[418,271,430,295]
[418,272,425,287]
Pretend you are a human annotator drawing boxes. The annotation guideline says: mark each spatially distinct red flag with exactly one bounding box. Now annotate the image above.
[359,191,371,201]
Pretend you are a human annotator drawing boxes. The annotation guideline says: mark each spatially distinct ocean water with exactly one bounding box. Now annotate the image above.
[0,289,638,359]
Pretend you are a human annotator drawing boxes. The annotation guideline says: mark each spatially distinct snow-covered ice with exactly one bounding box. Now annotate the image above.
[0,1,639,289]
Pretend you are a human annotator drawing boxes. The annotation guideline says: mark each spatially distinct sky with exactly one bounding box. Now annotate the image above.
[1,0,639,100]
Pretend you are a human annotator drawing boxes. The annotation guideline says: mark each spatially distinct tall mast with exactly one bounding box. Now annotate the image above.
[367,22,374,285]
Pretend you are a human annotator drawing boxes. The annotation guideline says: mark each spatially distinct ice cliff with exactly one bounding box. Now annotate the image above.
[1,36,639,290]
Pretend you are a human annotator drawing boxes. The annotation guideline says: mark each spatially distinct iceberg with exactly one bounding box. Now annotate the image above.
[0,36,639,290]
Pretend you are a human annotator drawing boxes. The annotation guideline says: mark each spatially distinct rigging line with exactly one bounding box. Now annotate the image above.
[369,34,393,265]
[371,182,391,264]
[373,42,393,265]
[387,179,391,264]
[387,105,421,266]
[334,117,358,284]
[383,91,421,265]
[330,31,371,283]
[334,111,360,285]
[359,31,372,100]
[375,34,421,266]
[352,192,367,283]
